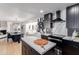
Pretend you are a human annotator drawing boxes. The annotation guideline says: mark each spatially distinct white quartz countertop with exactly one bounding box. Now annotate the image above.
[22,36,56,55]
[63,37,73,41]
[41,34,51,36]
[42,34,66,38]
[63,36,79,43]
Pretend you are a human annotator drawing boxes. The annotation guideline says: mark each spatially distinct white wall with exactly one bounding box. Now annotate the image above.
[0,21,7,30]
[7,22,21,33]
[52,9,67,36]
[25,22,38,34]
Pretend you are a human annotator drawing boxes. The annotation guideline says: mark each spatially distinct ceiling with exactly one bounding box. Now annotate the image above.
[0,3,75,23]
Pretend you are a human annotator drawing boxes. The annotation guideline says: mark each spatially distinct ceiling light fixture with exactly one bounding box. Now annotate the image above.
[40,10,44,13]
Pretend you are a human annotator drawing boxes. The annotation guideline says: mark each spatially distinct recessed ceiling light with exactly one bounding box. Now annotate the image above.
[40,10,44,13]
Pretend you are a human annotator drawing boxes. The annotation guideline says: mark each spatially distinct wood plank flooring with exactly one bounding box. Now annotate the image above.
[0,38,22,55]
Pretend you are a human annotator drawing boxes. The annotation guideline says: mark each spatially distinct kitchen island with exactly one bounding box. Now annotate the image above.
[22,36,56,55]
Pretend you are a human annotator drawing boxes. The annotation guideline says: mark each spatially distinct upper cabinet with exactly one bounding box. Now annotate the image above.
[66,4,79,29]
[44,13,53,28]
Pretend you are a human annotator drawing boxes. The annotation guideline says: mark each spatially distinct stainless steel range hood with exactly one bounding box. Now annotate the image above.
[53,10,65,22]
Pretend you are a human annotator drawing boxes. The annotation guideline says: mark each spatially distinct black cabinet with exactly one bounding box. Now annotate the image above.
[62,39,79,55]
[62,45,79,55]
[44,13,53,28]
[75,5,79,28]
[66,4,79,28]
[63,40,73,46]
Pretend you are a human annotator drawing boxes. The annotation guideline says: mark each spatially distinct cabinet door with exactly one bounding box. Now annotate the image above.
[67,5,76,28]
[67,4,79,29]
[66,7,72,28]
[22,44,28,55]
[62,45,79,55]
[22,41,32,55]
[76,4,79,28]
[44,13,53,28]
[62,39,79,55]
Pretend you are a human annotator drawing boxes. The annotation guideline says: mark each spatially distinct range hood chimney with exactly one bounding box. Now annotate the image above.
[53,10,65,22]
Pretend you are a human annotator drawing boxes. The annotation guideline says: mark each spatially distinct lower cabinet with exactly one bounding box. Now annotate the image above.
[62,40,79,55]
[22,40,40,55]
[62,45,79,55]
[22,41,32,55]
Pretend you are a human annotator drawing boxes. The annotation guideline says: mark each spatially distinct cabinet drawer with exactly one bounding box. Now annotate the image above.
[63,40,73,46]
